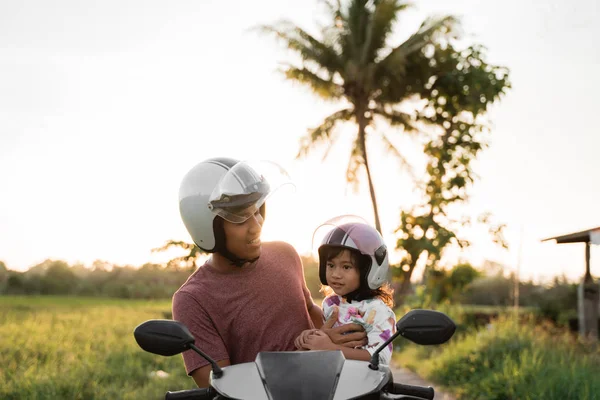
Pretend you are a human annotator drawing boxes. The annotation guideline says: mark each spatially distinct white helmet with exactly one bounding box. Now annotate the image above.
[179,158,291,254]
[315,215,389,290]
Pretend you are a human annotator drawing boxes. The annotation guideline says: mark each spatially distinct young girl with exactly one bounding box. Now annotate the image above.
[294,216,396,365]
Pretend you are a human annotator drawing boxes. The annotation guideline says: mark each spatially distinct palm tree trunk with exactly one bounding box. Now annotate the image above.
[357,112,382,234]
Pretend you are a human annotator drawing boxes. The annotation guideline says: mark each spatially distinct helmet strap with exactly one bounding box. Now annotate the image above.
[223,250,257,268]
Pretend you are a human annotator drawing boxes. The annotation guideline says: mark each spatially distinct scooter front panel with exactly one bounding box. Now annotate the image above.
[333,361,390,400]
[211,362,268,400]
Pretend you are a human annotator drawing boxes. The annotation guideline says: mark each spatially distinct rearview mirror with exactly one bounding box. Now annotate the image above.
[133,319,195,356]
[133,319,224,378]
[396,309,455,345]
[369,309,456,369]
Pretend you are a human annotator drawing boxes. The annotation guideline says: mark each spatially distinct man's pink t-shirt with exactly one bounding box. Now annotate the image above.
[172,241,315,375]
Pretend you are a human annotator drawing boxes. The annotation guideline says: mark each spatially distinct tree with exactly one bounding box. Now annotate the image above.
[389,40,510,301]
[6,272,25,294]
[258,0,508,235]
[43,260,79,295]
[0,261,8,293]
[425,262,482,303]
[394,164,510,302]
[152,240,205,270]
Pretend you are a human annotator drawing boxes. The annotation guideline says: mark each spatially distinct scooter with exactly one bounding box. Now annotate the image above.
[134,309,456,400]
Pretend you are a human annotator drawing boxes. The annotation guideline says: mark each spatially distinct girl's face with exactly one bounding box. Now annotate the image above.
[325,249,360,296]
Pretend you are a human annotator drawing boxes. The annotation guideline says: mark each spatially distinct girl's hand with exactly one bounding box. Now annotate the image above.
[294,329,318,350]
[303,330,336,351]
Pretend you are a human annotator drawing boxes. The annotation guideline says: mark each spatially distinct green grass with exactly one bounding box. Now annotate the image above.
[394,315,600,399]
[5,296,599,400]
[0,296,195,400]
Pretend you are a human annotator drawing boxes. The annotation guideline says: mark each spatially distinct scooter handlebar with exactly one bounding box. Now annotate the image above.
[384,382,434,399]
[163,381,434,400]
[165,388,215,400]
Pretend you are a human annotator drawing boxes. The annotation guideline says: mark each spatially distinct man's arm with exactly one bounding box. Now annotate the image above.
[191,359,231,388]
[321,307,368,348]
[173,292,230,385]
[303,331,371,361]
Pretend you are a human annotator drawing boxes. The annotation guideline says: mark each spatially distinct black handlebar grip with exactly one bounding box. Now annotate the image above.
[392,383,435,400]
[165,388,215,400]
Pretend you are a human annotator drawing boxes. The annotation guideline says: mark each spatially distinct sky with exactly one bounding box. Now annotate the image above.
[1,0,599,283]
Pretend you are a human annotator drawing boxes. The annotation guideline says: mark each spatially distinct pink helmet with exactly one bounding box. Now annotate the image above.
[315,215,389,290]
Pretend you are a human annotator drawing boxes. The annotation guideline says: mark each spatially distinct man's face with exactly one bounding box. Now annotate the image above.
[222,207,264,260]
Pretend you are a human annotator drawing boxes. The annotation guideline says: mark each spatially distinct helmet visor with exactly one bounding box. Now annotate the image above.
[208,160,294,223]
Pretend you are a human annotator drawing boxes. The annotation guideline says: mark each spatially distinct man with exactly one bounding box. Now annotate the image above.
[172,157,367,388]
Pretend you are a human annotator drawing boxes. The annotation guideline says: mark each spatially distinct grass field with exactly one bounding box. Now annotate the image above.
[0,296,195,400]
[6,295,599,400]
[395,315,600,399]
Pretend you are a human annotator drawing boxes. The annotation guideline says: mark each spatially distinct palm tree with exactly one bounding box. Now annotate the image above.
[258,0,459,234]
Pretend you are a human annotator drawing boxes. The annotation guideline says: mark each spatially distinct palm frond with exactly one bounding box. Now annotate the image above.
[152,240,204,269]
[380,15,459,69]
[319,1,347,57]
[377,130,417,180]
[363,0,411,64]
[321,0,343,21]
[343,0,372,62]
[370,16,457,104]
[296,108,354,159]
[371,16,457,104]
[257,21,343,75]
[283,65,344,100]
[374,106,419,132]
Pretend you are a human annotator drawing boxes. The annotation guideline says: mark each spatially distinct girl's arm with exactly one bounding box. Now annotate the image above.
[363,303,397,365]
[306,300,324,329]
[331,345,371,361]
[303,331,371,361]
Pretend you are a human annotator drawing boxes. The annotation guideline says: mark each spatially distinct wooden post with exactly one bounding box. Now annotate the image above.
[578,242,599,340]
[513,227,523,319]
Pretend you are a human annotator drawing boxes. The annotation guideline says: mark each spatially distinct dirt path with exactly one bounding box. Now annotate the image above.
[390,364,456,400]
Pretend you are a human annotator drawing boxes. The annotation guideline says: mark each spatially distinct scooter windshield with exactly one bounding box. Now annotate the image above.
[255,351,345,400]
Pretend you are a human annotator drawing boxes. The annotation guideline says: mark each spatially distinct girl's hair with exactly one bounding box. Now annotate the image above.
[319,246,394,308]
